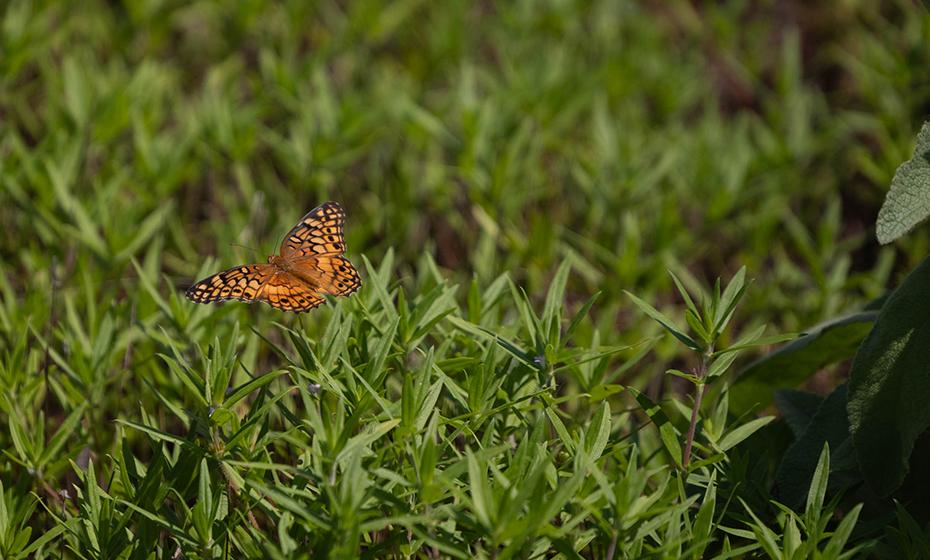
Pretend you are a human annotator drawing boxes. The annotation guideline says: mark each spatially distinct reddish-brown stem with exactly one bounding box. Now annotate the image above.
[682,352,711,469]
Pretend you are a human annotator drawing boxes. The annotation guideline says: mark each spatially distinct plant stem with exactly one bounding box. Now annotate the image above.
[605,531,618,560]
[682,351,711,469]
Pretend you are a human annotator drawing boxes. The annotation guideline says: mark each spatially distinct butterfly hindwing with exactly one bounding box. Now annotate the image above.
[260,271,326,312]
[280,201,347,258]
[291,255,361,296]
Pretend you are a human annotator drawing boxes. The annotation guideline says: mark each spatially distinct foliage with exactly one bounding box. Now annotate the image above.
[877,122,930,244]
[729,313,876,416]
[3,0,930,557]
[847,254,930,496]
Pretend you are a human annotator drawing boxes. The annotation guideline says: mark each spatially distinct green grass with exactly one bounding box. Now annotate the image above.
[2,0,930,558]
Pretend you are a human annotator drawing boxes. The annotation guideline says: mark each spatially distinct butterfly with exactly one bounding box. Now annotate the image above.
[186,202,361,313]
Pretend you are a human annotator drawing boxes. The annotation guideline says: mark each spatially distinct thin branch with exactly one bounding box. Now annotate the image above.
[682,350,712,469]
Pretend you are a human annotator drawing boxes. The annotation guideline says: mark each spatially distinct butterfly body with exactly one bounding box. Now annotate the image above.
[186,202,361,313]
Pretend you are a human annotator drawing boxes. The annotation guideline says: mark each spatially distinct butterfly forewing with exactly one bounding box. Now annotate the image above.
[280,202,347,258]
[186,264,273,304]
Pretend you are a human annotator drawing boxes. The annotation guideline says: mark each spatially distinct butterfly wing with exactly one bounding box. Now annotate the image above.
[279,201,362,298]
[290,255,362,297]
[186,264,274,304]
[279,201,347,259]
[259,270,326,312]
[186,265,325,313]
[188,201,359,313]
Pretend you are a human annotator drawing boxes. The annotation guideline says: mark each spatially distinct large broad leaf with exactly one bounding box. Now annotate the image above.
[774,390,824,439]
[729,312,876,415]
[848,255,930,496]
[775,384,856,509]
[876,122,930,244]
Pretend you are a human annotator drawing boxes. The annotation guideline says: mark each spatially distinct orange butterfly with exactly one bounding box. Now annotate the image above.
[186,202,361,313]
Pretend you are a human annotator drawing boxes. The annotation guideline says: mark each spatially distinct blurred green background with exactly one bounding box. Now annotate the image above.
[2,0,930,554]
[4,0,928,334]
[5,0,930,428]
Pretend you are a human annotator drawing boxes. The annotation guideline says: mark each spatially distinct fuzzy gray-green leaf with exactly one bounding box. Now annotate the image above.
[877,122,930,244]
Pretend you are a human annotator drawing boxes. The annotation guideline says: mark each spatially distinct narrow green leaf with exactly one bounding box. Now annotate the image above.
[20,525,66,555]
[335,419,400,466]
[631,388,682,467]
[783,515,801,558]
[684,309,711,345]
[446,316,536,367]
[132,259,174,318]
[565,291,600,343]
[467,451,494,530]
[362,254,399,321]
[668,269,701,322]
[115,499,198,545]
[716,416,774,452]
[39,403,87,465]
[194,458,212,541]
[691,472,716,559]
[116,420,191,447]
[115,202,173,260]
[740,499,781,559]
[823,504,862,559]
[713,266,747,336]
[705,350,740,380]
[366,316,399,383]
[8,416,35,466]
[584,401,611,459]
[625,291,702,351]
[543,259,572,339]
[667,369,700,385]
[224,370,286,407]
[806,443,830,521]
[546,408,576,454]
[510,281,544,349]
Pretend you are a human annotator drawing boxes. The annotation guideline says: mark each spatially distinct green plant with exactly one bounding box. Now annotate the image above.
[627,268,789,470]
[730,445,866,560]
[2,0,930,557]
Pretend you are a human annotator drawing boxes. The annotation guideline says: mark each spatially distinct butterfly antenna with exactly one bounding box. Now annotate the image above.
[229,243,263,258]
